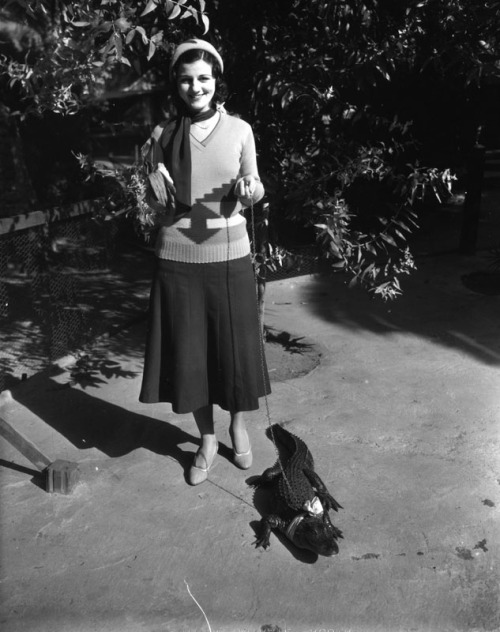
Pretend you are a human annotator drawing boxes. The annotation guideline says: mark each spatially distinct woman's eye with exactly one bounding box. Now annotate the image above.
[179,76,213,85]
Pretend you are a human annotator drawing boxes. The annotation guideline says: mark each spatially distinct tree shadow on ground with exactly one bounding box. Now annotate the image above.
[296,254,500,366]
[0,246,154,390]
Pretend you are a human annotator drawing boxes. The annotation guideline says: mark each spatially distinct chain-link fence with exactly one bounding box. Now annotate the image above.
[0,201,153,392]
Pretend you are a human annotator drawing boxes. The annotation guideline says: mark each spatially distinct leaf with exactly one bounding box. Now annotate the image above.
[201,13,209,33]
[114,34,123,59]
[115,17,131,32]
[329,241,341,257]
[147,40,156,60]
[151,30,164,44]
[361,262,376,279]
[140,0,159,17]
[380,233,397,247]
[168,4,182,19]
[92,21,113,36]
[136,26,149,44]
[181,6,199,23]
[125,29,136,44]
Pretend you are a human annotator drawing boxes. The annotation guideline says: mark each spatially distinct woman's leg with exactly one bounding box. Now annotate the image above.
[192,404,218,461]
[229,411,252,469]
[229,411,250,454]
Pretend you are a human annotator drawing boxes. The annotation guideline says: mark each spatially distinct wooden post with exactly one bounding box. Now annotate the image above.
[459,144,486,255]
[0,416,79,493]
[0,416,51,471]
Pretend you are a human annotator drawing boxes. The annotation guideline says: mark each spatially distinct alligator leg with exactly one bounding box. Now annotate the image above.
[304,468,343,512]
[254,514,287,549]
[249,462,283,488]
[323,509,344,539]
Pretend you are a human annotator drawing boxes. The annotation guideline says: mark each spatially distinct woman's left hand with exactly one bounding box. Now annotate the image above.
[235,175,257,199]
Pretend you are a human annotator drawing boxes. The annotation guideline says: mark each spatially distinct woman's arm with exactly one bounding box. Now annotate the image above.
[235,125,265,206]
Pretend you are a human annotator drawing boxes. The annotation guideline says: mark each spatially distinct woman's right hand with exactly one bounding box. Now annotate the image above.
[148,163,176,207]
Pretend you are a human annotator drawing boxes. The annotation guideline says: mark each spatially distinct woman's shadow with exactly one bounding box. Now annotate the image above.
[5,367,199,482]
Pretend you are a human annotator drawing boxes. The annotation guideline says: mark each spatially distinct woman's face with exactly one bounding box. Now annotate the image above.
[176,59,216,114]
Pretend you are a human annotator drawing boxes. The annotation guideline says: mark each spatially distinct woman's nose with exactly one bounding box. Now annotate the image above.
[190,80,201,93]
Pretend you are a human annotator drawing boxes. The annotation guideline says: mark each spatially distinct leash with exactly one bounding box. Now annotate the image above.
[248,198,292,491]
[223,191,292,491]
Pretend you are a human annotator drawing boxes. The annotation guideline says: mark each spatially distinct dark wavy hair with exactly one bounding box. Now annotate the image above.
[170,48,228,112]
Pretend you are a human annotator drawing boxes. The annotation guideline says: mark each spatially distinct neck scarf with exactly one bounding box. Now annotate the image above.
[161,107,217,215]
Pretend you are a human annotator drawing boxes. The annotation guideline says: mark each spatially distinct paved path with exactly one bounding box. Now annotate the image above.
[0,251,499,632]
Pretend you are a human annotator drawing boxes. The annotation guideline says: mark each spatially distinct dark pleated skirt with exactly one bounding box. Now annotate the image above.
[139,255,271,414]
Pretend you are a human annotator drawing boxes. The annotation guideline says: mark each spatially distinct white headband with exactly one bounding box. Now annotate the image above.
[169,39,224,79]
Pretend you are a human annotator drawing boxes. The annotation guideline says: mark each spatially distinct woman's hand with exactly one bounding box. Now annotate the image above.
[235,175,257,199]
[148,163,176,207]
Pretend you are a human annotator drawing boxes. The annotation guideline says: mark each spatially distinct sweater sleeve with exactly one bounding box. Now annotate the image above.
[141,124,174,224]
[141,124,165,175]
[236,124,265,206]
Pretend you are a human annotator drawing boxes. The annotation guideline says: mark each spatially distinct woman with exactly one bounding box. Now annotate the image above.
[139,39,270,485]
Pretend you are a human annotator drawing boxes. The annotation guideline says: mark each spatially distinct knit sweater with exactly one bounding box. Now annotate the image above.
[145,112,265,263]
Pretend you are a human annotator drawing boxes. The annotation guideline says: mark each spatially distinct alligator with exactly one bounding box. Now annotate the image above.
[251,424,343,556]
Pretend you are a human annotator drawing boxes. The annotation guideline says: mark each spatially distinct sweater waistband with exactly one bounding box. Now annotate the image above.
[174,214,244,229]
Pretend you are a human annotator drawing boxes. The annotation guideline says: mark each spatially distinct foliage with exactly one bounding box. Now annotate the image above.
[2,0,500,299]
[75,152,162,240]
[211,0,480,298]
[0,0,209,117]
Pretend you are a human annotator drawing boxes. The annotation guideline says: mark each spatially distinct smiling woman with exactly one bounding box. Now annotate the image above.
[138,39,269,487]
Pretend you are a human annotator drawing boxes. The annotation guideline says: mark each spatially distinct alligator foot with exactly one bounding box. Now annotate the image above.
[254,515,283,549]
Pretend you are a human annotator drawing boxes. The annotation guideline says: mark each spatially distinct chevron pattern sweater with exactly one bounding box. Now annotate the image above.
[145,112,265,263]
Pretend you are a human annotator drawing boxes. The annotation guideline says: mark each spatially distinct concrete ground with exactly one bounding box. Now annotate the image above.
[1,244,499,632]
[2,169,500,632]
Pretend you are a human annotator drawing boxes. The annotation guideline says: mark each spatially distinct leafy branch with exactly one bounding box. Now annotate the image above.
[313,152,453,300]
[0,0,209,117]
[75,152,162,241]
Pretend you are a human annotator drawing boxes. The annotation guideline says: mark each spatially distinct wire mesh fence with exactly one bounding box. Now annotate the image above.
[0,201,153,392]
[0,198,326,393]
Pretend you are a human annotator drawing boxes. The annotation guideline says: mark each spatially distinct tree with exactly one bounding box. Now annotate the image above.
[0,0,209,116]
[2,0,499,297]
[210,0,499,298]
[0,0,209,204]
